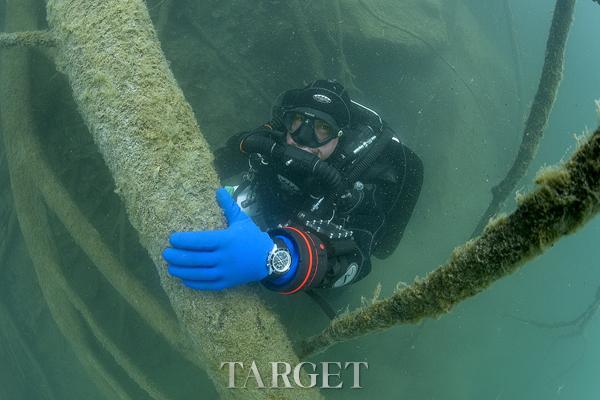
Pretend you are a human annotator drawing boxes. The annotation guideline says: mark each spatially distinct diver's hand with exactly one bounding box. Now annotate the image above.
[162,188,274,291]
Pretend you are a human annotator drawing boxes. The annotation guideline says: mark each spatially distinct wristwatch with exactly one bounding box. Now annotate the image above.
[267,238,292,277]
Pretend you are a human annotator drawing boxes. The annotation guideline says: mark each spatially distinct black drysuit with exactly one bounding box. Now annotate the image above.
[213,122,423,293]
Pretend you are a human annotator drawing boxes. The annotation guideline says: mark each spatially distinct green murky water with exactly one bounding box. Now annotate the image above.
[1,0,599,399]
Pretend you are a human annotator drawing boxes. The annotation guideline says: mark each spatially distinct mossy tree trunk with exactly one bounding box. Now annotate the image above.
[44,0,321,398]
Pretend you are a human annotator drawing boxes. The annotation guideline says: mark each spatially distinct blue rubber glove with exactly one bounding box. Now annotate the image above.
[162,188,274,291]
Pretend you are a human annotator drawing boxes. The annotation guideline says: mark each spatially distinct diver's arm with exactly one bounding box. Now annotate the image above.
[261,226,368,292]
[162,188,358,293]
[261,226,328,294]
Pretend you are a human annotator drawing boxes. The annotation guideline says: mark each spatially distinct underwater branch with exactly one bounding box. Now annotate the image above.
[472,0,576,237]
[299,123,600,358]
[0,31,56,48]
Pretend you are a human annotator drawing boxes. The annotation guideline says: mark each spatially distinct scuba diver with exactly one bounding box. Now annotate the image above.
[162,79,423,297]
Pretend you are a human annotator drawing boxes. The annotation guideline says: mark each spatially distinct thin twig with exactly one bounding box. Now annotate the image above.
[472,0,576,237]
[506,285,600,336]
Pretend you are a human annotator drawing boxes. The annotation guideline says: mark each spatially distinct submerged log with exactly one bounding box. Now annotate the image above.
[45,0,320,398]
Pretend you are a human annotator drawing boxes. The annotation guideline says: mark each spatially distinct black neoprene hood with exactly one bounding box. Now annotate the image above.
[274,80,352,131]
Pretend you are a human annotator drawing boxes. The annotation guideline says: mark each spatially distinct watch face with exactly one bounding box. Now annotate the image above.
[271,249,292,274]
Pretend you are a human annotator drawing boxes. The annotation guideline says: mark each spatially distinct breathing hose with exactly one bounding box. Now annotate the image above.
[241,133,343,195]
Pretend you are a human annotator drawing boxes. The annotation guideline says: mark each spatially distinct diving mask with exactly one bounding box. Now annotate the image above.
[283,108,342,148]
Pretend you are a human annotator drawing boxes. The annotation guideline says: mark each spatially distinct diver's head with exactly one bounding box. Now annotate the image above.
[273,80,351,159]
